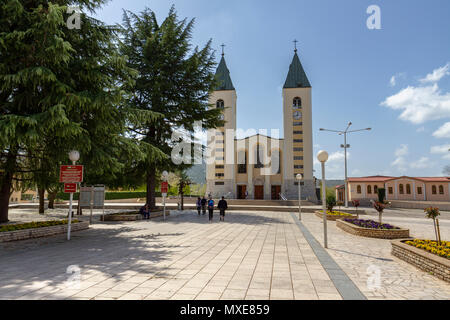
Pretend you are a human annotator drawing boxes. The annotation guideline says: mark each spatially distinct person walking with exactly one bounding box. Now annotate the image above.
[218,196,228,222]
[196,197,202,215]
[201,197,207,215]
[207,196,215,222]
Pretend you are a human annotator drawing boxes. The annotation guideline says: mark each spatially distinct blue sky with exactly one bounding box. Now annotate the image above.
[95,0,450,179]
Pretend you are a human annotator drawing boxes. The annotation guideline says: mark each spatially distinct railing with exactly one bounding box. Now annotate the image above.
[279,193,288,201]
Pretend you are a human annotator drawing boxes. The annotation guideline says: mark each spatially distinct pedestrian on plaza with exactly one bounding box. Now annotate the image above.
[201,197,207,215]
[245,190,248,199]
[218,196,228,222]
[207,196,215,222]
[196,197,202,215]
[139,203,150,220]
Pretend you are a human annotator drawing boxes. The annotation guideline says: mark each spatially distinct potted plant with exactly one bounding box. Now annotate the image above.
[425,207,441,244]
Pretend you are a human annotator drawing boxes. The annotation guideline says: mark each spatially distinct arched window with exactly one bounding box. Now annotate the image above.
[374,185,378,195]
[439,185,444,195]
[399,184,404,194]
[237,151,247,174]
[255,145,264,169]
[216,99,224,109]
[293,97,302,108]
[367,185,372,194]
[357,185,362,194]
[432,185,437,195]
[406,184,411,194]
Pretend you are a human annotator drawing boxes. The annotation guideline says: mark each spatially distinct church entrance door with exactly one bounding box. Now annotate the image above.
[254,186,264,200]
[237,185,247,199]
[271,185,281,200]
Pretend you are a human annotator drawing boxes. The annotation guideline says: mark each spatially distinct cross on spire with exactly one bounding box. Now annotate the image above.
[221,43,225,57]
[293,39,298,53]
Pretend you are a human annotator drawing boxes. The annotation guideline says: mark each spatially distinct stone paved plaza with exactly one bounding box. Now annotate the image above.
[0,208,449,300]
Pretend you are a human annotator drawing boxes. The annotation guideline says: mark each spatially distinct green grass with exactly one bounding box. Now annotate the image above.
[0,220,79,232]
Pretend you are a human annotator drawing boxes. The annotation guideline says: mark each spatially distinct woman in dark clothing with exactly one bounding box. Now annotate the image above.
[139,204,150,220]
[196,197,202,215]
[201,197,207,215]
[207,197,214,222]
[218,197,228,221]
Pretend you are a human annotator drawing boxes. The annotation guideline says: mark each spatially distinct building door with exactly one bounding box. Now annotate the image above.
[271,186,281,200]
[254,186,264,200]
[237,185,247,199]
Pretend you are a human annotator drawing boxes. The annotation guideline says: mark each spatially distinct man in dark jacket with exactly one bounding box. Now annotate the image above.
[201,197,207,215]
[218,196,228,222]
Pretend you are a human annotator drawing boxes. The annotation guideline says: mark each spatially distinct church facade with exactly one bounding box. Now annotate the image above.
[205,49,317,201]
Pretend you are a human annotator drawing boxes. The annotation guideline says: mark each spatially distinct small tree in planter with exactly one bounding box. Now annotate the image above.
[373,201,386,224]
[336,201,344,212]
[352,200,360,219]
[425,207,441,244]
[326,194,336,213]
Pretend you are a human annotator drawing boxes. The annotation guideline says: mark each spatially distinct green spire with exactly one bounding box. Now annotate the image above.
[284,51,311,88]
[215,56,235,91]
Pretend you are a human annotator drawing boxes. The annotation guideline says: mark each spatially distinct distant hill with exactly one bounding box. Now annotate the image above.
[186,163,206,184]
[325,180,345,188]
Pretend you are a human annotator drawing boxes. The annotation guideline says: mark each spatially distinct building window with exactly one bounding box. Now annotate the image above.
[293,131,303,134]
[388,187,393,194]
[294,156,303,160]
[215,182,224,186]
[237,151,247,174]
[417,187,422,195]
[367,185,372,194]
[293,139,303,143]
[216,148,224,152]
[439,185,444,195]
[216,157,224,161]
[293,122,303,126]
[374,185,378,195]
[216,99,224,109]
[399,184,404,194]
[357,185,362,194]
[406,184,411,195]
[294,148,303,152]
[215,165,224,169]
[215,173,224,177]
[294,165,304,169]
[293,97,302,108]
[216,131,224,136]
[216,140,224,144]
[432,185,437,194]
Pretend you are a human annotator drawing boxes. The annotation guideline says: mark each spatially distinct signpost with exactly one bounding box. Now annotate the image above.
[62,151,81,241]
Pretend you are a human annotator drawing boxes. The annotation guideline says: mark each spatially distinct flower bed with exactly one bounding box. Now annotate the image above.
[0,220,89,242]
[100,210,166,221]
[404,239,450,260]
[344,218,399,230]
[392,240,449,283]
[314,211,357,221]
[336,219,409,239]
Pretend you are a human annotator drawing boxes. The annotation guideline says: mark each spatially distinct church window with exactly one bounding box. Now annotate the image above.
[293,131,303,134]
[216,99,225,109]
[255,145,264,169]
[293,122,303,126]
[294,156,303,160]
[294,148,303,152]
[293,139,303,143]
[294,165,303,169]
[238,151,247,174]
[293,97,302,108]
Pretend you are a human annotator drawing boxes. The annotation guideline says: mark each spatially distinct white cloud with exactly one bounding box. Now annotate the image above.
[410,157,432,169]
[392,145,408,172]
[416,126,425,133]
[389,72,405,87]
[395,144,408,157]
[313,150,349,179]
[430,144,450,154]
[390,76,396,87]
[433,122,450,138]
[419,63,450,84]
[381,84,450,124]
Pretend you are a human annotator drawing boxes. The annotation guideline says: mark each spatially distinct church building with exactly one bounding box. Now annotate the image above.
[205,47,317,201]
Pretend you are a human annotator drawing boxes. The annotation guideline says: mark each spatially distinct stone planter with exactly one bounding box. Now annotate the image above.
[100,210,166,222]
[392,240,449,283]
[336,219,410,239]
[314,211,358,221]
[0,221,90,243]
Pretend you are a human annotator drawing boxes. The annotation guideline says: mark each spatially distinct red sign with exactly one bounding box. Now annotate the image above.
[64,183,77,194]
[60,165,83,183]
[161,181,168,194]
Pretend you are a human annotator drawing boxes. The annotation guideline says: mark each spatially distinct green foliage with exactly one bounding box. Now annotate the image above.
[377,188,386,202]
[0,219,79,232]
[425,207,440,220]
[326,194,336,212]
[57,191,162,201]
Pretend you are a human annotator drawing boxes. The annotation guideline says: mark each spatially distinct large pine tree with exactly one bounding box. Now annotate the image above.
[0,1,162,222]
[120,6,223,208]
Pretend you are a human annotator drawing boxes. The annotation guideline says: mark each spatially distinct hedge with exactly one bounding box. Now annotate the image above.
[56,191,162,201]
[0,220,79,232]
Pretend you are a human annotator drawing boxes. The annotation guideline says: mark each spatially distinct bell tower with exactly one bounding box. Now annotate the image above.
[282,45,317,201]
[206,47,237,198]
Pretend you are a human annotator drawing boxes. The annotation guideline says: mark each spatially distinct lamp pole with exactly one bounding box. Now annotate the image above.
[320,123,371,208]
[296,174,303,220]
[317,150,329,248]
[67,150,80,241]
[162,171,168,221]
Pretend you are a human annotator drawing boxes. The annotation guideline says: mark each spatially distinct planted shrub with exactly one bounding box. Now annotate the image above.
[373,201,386,224]
[326,194,336,213]
[377,188,386,202]
[0,220,78,232]
[425,207,441,244]
[352,199,360,219]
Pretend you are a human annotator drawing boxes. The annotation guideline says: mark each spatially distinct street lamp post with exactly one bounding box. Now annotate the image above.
[296,174,303,221]
[320,123,371,208]
[67,150,80,241]
[161,171,169,221]
[317,150,329,248]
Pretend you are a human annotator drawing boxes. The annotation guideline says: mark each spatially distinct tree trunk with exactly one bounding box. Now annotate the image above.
[38,187,45,214]
[48,191,57,209]
[379,212,382,225]
[0,172,13,223]
[146,168,156,209]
